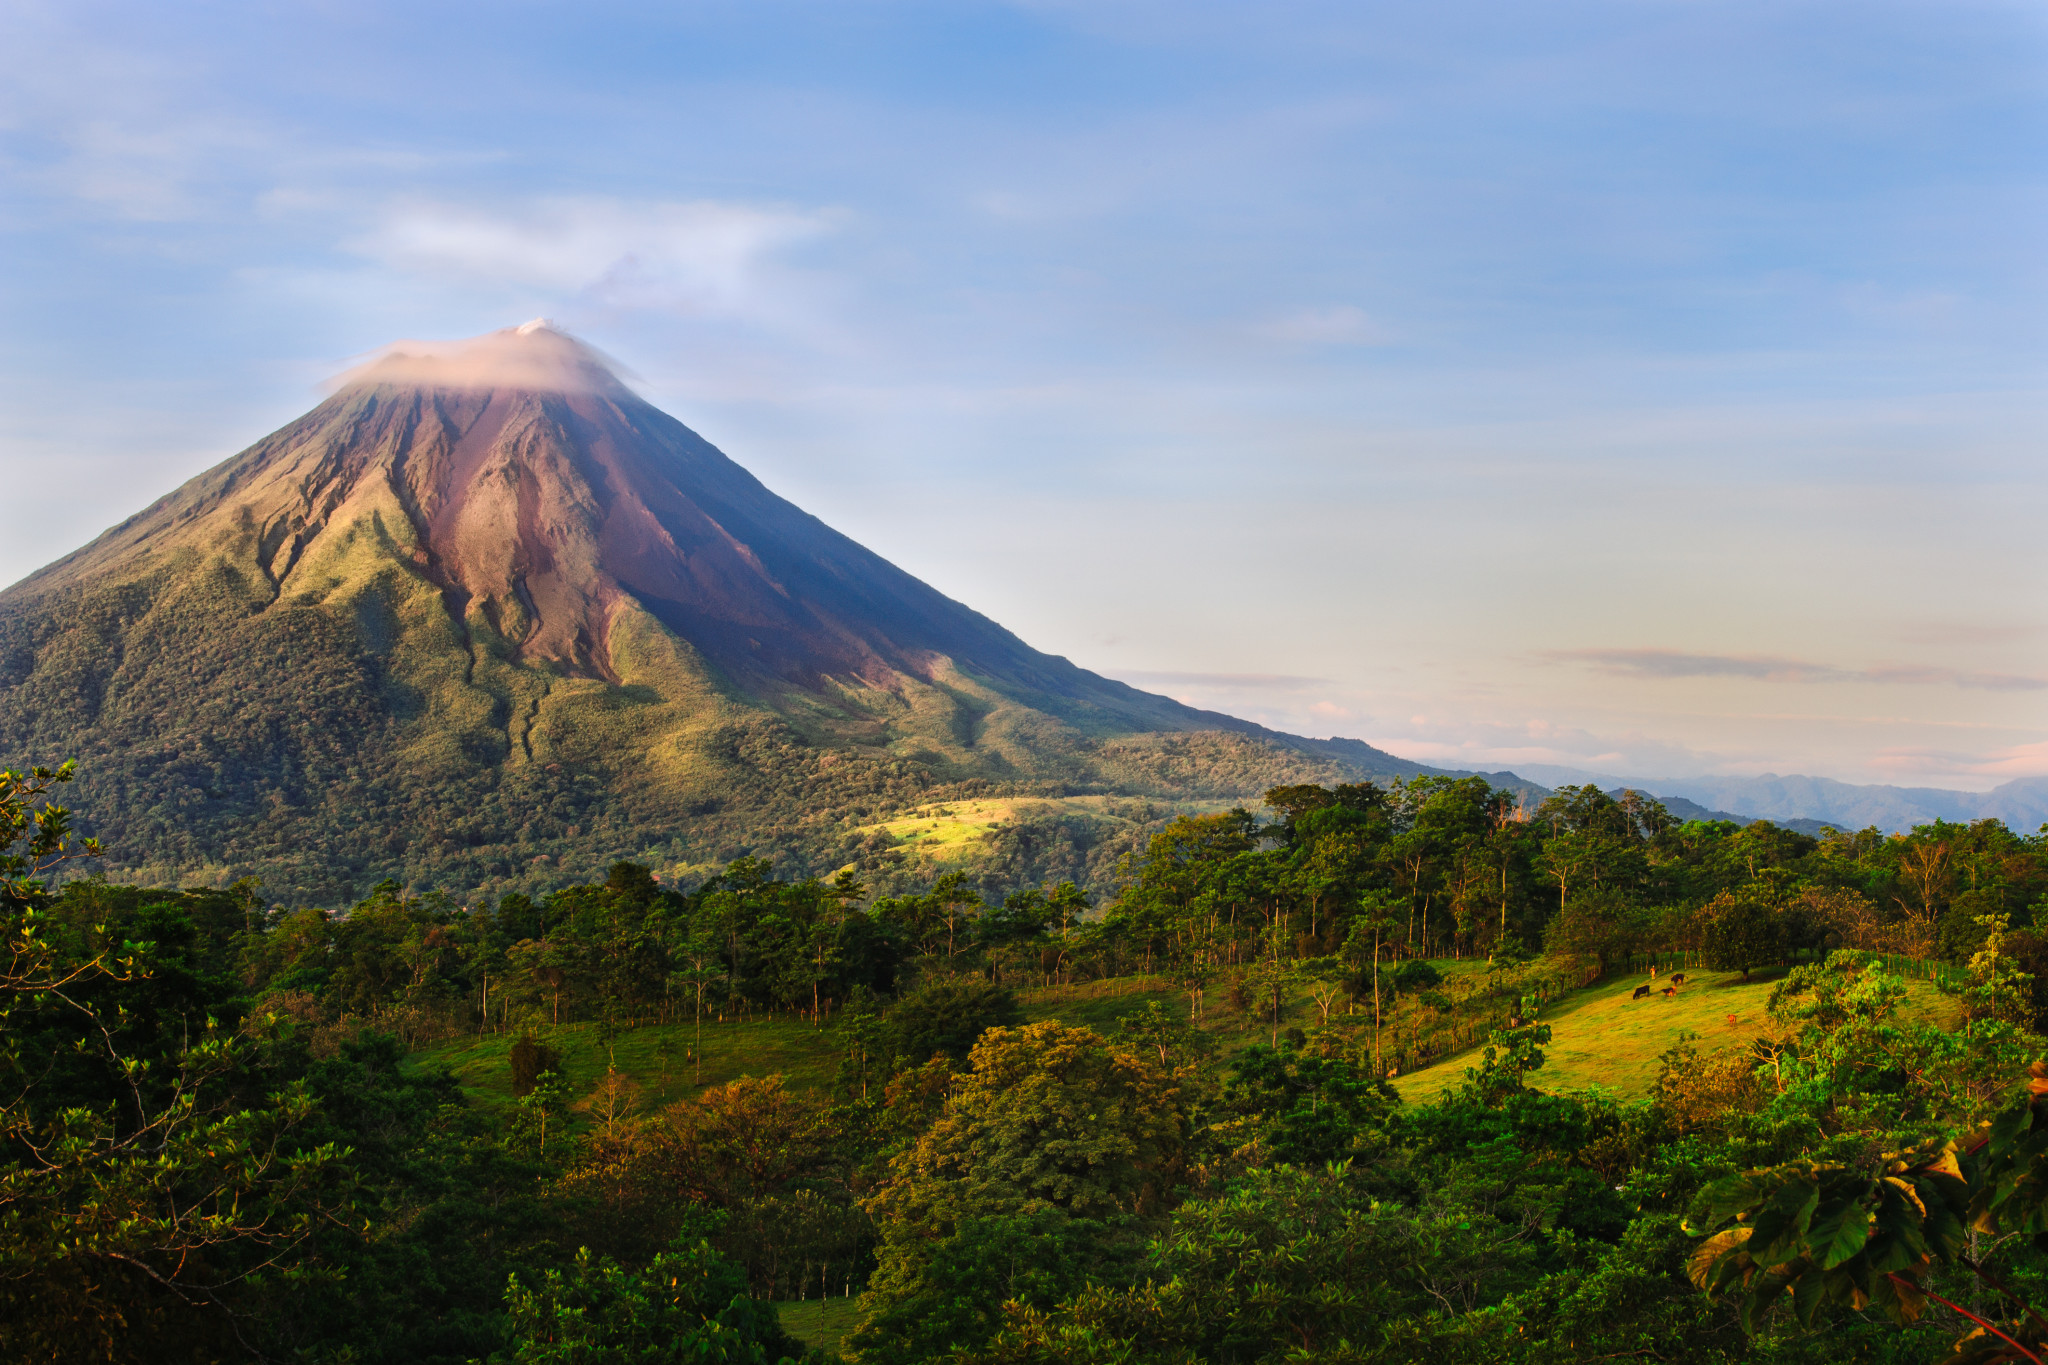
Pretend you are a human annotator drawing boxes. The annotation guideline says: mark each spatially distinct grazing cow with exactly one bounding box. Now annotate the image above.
[1660,986,1677,998]
[1632,985,1652,1000]
[1670,972,1688,986]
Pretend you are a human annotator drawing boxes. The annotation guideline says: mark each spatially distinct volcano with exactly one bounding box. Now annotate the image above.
[0,323,1435,900]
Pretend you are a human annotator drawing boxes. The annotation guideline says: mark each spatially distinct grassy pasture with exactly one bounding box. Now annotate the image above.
[1390,966,1963,1104]
[841,794,1239,872]
[415,1012,844,1111]
[774,1297,862,1354]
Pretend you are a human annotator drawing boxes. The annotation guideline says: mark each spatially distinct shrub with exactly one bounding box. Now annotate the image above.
[510,1033,562,1098]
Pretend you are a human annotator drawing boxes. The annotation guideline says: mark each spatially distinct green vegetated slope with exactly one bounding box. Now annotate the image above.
[1391,964,1963,1103]
[420,1014,846,1109]
[771,1297,862,1356]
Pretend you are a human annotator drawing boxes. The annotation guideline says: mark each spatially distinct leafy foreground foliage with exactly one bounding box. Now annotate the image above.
[1686,1052,2048,1364]
[9,763,2048,1362]
[499,1239,803,1365]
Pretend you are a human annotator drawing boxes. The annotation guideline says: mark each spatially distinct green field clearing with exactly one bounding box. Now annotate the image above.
[839,794,1238,872]
[415,956,1963,1123]
[774,1296,861,1355]
[416,976,1202,1112]
[415,1013,843,1111]
[1391,965,1962,1103]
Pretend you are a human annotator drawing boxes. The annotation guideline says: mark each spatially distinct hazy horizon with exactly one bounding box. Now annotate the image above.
[3,1,2042,791]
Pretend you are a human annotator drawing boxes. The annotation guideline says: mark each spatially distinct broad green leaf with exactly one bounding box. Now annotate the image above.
[1869,1269,1926,1326]
[1883,1175,1928,1220]
[1740,1267,1795,1335]
[1687,1228,1751,1290]
[1919,1198,1967,1263]
[1748,1178,1820,1269]
[1806,1196,1871,1270]
[1990,1101,2032,1155]
[1696,1171,1772,1226]
[1916,1147,1965,1185]
[1871,1188,1928,1271]
[1789,1267,1828,1327]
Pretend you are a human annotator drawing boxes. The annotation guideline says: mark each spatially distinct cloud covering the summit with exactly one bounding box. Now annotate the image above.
[327,321,635,394]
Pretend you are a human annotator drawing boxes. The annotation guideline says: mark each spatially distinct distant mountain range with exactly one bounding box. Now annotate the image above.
[1509,764,2048,837]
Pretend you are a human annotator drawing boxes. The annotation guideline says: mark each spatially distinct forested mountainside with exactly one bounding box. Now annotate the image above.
[9,758,2048,1364]
[0,324,1513,904]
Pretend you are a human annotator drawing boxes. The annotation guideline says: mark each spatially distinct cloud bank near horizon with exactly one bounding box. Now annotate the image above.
[1546,649,2048,693]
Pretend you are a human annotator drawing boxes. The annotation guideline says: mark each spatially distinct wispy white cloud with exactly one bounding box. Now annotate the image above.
[1358,713,1726,778]
[1871,738,2048,782]
[350,197,841,325]
[1546,648,2048,693]
[1111,670,1331,690]
[1253,304,1394,347]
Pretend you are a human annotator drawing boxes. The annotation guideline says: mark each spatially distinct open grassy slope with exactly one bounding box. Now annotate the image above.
[411,958,1964,1125]
[842,795,1238,875]
[773,1297,862,1355]
[1390,965,1963,1104]
[417,1013,844,1110]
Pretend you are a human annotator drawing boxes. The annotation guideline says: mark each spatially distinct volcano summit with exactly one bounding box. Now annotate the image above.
[0,324,1433,900]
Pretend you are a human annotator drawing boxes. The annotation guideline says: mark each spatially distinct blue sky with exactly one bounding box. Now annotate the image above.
[3,0,2044,788]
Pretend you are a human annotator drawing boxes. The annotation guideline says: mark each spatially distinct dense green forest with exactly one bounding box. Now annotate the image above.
[8,759,2048,1363]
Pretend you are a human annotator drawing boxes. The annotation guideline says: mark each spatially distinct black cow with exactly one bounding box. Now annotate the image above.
[1631,985,1651,1000]
[1670,972,1689,986]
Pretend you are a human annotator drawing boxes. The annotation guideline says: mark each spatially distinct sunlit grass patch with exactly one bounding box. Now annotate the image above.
[1390,966,1963,1105]
[774,1295,861,1355]
[848,794,1238,870]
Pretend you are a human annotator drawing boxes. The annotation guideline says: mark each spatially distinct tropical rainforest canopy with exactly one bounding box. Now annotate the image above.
[7,760,2048,1364]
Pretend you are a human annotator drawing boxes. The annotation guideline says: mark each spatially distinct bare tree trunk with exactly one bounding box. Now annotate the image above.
[1373,927,1384,1075]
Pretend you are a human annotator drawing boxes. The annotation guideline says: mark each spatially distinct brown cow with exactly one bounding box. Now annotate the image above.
[1670,972,1688,986]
